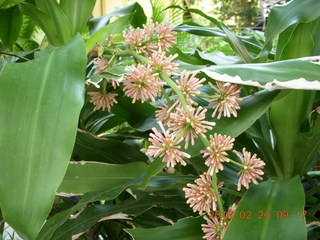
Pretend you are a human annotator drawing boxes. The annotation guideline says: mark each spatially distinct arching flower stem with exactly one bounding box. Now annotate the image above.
[160,72,189,111]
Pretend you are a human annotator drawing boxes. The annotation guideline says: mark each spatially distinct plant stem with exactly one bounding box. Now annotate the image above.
[173,125,189,143]
[160,72,188,111]
[228,159,244,168]
[161,87,173,106]
[196,94,220,99]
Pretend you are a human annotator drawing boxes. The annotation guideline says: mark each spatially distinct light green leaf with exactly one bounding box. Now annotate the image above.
[60,0,96,35]
[139,158,166,189]
[126,217,204,240]
[224,177,307,240]
[0,35,86,240]
[258,0,320,59]
[58,161,149,194]
[86,14,132,53]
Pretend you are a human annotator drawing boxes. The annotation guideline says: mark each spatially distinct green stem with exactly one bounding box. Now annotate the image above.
[161,87,173,106]
[200,136,224,215]
[173,125,189,143]
[160,72,188,111]
[212,173,225,218]
[228,159,244,168]
[196,94,220,99]
[102,80,107,94]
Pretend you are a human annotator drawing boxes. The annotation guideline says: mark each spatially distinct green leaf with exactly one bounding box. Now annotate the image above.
[19,2,61,46]
[72,130,148,164]
[199,60,320,90]
[276,23,314,60]
[89,2,146,35]
[111,95,157,132]
[37,180,140,240]
[186,90,279,156]
[60,0,96,35]
[51,195,188,240]
[258,0,320,59]
[86,14,133,53]
[58,161,149,194]
[0,35,86,240]
[168,6,253,63]
[223,176,307,240]
[139,158,166,189]
[126,217,204,240]
[35,0,73,44]
[174,24,263,56]
[0,5,23,50]
[265,0,320,45]
[294,117,320,176]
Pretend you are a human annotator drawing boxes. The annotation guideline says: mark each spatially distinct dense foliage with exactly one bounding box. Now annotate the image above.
[0,0,319,239]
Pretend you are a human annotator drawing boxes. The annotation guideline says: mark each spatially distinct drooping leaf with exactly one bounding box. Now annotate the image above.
[88,2,146,35]
[51,195,189,240]
[198,60,320,90]
[37,180,141,240]
[167,6,253,63]
[139,158,166,189]
[126,217,204,240]
[58,161,149,194]
[224,177,307,240]
[0,35,86,240]
[86,14,133,53]
[72,130,148,164]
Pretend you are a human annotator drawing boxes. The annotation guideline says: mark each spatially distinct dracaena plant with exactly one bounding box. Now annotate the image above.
[0,0,319,239]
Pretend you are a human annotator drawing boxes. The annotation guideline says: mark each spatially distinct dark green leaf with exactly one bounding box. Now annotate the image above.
[51,195,188,240]
[0,6,23,50]
[37,180,141,240]
[111,95,157,132]
[0,35,86,240]
[72,130,148,164]
[186,90,279,156]
[58,161,149,193]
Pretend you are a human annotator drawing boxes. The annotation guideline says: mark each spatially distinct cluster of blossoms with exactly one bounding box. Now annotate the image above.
[87,22,265,240]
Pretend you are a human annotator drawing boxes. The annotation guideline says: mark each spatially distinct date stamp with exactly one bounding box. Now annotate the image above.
[209,210,307,220]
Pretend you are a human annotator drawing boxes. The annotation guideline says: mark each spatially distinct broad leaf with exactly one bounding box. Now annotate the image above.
[258,0,320,59]
[224,177,307,240]
[0,35,86,240]
[58,161,149,193]
[126,217,204,240]
[60,0,96,35]
[199,60,320,90]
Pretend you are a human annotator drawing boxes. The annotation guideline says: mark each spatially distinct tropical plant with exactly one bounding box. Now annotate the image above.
[0,0,319,239]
